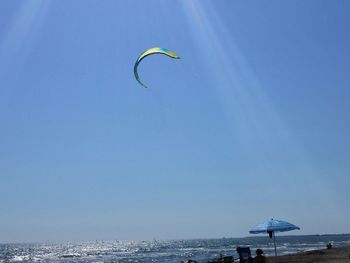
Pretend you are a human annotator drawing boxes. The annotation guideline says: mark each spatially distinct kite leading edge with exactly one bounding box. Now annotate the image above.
[134,47,180,88]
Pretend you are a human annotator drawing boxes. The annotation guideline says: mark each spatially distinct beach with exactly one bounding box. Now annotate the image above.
[268,246,350,263]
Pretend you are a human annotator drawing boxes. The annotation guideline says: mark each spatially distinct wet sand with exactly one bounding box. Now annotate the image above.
[267,246,350,263]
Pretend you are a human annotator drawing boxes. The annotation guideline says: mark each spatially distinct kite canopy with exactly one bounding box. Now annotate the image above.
[134,47,180,88]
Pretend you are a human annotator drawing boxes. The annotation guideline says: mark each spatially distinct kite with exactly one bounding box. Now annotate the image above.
[134,47,180,88]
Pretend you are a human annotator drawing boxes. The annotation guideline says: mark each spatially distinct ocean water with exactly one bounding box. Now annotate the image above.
[1,234,350,263]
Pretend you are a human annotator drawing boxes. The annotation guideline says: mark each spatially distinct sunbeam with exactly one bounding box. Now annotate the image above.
[0,0,50,66]
[0,0,50,111]
[179,0,339,211]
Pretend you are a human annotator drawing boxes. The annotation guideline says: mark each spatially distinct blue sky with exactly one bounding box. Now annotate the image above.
[0,0,349,243]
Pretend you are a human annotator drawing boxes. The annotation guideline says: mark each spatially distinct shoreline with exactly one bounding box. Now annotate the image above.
[267,245,350,263]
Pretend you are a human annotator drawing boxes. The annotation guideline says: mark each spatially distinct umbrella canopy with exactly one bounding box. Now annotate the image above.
[249,219,300,256]
[249,219,300,234]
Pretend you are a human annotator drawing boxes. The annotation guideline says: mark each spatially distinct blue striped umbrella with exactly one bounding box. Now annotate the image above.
[249,219,300,256]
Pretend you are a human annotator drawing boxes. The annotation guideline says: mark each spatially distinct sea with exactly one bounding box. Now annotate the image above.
[1,234,350,263]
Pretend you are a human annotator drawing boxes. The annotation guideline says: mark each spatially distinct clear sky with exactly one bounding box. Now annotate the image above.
[0,0,349,243]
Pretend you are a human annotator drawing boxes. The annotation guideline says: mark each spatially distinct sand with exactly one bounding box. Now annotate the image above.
[267,246,350,263]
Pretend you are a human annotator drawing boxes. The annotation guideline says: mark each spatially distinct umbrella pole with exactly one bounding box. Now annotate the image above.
[273,231,277,256]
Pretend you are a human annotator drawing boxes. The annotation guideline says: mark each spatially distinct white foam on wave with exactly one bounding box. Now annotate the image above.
[9,255,30,262]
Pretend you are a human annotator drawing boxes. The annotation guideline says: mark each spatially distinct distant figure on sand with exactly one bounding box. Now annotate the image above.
[327,242,332,249]
[254,249,266,263]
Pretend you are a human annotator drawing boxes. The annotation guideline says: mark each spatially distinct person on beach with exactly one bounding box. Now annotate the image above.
[253,249,266,263]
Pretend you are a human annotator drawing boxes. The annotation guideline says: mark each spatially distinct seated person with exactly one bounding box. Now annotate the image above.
[254,249,266,263]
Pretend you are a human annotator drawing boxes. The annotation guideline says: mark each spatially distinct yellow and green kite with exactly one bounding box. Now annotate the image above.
[134,47,180,88]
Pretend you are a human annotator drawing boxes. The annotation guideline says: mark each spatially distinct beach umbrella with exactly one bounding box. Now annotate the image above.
[249,218,300,256]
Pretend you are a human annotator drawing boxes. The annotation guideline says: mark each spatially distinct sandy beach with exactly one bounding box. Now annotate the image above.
[267,246,350,263]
